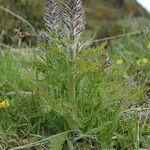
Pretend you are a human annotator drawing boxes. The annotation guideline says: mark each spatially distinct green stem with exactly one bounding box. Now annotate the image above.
[68,45,76,112]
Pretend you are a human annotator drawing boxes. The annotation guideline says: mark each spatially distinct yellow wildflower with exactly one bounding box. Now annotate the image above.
[136,58,148,66]
[143,58,148,64]
[116,59,123,65]
[0,99,10,109]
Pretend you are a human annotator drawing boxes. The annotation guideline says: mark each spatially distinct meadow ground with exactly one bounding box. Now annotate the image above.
[0,31,150,149]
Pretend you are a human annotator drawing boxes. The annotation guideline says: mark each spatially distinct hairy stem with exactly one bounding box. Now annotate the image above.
[68,51,76,112]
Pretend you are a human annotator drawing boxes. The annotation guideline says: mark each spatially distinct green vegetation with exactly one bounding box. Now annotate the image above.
[0,33,150,150]
[0,0,150,149]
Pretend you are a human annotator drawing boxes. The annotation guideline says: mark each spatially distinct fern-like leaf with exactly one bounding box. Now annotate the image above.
[44,0,60,34]
[47,133,66,150]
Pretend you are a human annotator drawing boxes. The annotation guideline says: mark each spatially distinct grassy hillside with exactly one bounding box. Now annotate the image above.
[0,0,149,44]
[85,0,149,37]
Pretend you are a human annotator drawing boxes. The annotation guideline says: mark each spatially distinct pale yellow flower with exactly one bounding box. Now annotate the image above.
[143,58,148,64]
[136,58,148,66]
[147,42,150,49]
[116,59,123,65]
[0,99,10,109]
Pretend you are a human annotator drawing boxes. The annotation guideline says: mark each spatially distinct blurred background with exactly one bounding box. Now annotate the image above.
[0,0,150,46]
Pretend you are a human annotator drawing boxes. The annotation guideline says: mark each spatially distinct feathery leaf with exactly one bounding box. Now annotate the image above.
[62,0,86,44]
[38,32,52,43]
[44,0,60,34]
